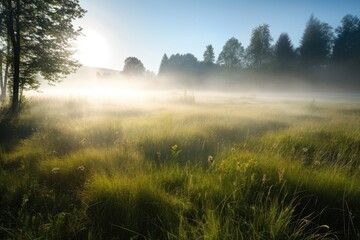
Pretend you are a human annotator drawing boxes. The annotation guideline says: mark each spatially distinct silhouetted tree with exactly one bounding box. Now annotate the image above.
[203,44,215,65]
[1,0,85,113]
[158,54,168,75]
[164,53,199,73]
[217,37,244,69]
[273,33,296,70]
[299,15,333,69]
[333,14,360,67]
[246,24,273,69]
[123,57,145,75]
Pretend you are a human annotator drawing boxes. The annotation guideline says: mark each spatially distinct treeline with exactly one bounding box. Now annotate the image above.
[158,14,360,91]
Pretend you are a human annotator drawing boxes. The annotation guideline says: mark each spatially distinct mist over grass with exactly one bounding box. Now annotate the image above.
[35,66,360,102]
[1,91,360,239]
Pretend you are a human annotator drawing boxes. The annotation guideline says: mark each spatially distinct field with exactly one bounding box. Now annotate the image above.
[1,92,360,239]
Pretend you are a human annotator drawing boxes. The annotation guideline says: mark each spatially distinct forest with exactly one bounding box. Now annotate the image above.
[159,14,360,75]
[127,14,360,91]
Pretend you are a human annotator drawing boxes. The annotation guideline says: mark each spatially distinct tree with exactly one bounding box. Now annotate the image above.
[123,57,145,75]
[299,15,333,69]
[1,0,85,113]
[246,24,273,69]
[333,14,360,66]
[203,44,215,65]
[0,6,9,100]
[158,53,168,75]
[273,33,296,70]
[0,44,10,100]
[217,37,244,69]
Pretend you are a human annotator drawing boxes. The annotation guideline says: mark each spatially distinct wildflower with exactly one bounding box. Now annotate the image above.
[77,165,85,171]
[52,167,60,174]
[278,167,285,183]
[208,155,214,164]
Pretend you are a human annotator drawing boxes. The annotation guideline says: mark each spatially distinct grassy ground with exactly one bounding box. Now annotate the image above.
[0,93,360,239]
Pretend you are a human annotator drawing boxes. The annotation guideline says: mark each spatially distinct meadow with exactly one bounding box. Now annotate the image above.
[0,92,360,239]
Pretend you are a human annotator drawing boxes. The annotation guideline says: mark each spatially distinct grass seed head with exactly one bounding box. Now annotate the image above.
[208,155,214,164]
[278,167,285,183]
[77,165,85,171]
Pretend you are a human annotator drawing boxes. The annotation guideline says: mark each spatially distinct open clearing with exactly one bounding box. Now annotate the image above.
[1,92,360,239]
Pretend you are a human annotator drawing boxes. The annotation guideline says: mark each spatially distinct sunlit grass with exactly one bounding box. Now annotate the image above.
[0,95,359,239]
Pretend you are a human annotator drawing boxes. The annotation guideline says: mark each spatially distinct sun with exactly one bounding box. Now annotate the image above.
[75,29,111,68]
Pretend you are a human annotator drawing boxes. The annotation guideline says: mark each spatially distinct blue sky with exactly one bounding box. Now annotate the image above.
[76,0,360,72]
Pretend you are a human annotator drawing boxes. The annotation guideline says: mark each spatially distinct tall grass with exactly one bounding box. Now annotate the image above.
[0,96,359,239]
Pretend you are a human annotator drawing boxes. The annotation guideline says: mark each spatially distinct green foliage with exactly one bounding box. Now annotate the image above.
[246,24,273,69]
[159,53,169,75]
[300,15,334,69]
[123,56,146,75]
[203,44,215,65]
[217,37,245,69]
[0,0,85,112]
[333,14,360,67]
[274,33,296,70]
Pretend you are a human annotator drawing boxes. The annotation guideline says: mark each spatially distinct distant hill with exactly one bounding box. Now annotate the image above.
[39,66,123,89]
[61,66,122,87]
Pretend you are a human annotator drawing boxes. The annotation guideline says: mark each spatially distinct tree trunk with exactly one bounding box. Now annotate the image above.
[6,0,21,113]
[3,57,9,99]
[0,52,3,100]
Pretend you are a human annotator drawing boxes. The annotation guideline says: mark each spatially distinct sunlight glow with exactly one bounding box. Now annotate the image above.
[75,29,111,68]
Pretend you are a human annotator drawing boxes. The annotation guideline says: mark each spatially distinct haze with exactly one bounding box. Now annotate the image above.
[75,0,360,72]
[32,0,359,102]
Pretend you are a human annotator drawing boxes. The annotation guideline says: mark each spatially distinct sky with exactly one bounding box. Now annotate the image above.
[75,0,360,73]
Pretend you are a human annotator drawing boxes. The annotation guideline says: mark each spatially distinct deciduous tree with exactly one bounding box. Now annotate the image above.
[246,24,273,69]
[217,37,244,69]
[1,0,85,113]
[123,57,145,75]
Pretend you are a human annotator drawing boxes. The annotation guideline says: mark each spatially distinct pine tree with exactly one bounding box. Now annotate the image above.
[158,53,168,74]
[299,15,333,69]
[274,33,295,70]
